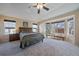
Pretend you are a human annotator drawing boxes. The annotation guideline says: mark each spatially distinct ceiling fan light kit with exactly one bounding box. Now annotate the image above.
[37,3,43,9]
[30,3,49,14]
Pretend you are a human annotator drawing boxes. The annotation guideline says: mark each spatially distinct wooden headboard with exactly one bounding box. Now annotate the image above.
[19,27,32,33]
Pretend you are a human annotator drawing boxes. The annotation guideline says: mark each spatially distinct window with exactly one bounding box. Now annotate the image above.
[54,21,65,33]
[4,20,16,34]
[51,23,55,33]
[67,17,75,35]
[46,23,51,35]
[32,23,38,32]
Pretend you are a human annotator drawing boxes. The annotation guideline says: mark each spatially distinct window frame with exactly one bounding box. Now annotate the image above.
[4,20,16,34]
[32,23,38,32]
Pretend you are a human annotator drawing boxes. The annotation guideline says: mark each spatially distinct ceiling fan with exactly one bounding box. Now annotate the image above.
[29,3,49,14]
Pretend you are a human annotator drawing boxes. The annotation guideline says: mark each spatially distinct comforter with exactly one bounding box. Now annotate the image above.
[20,33,44,49]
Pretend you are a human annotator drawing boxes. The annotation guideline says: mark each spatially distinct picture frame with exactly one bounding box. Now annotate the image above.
[23,22,28,27]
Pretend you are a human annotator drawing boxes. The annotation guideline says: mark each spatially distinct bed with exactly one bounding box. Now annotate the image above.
[19,27,44,49]
[20,32,44,49]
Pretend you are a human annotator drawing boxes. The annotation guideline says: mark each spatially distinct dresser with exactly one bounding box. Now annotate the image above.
[9,33,20,41]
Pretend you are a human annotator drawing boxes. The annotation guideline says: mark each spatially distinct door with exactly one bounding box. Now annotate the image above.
[67,17,75,44]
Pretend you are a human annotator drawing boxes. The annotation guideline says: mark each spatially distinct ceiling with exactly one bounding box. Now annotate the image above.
[0,3,79,22]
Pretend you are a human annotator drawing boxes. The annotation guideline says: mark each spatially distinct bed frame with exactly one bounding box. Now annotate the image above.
[19,27,32,33]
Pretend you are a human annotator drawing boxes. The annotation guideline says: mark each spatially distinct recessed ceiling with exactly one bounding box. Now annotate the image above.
[0,3,79,22]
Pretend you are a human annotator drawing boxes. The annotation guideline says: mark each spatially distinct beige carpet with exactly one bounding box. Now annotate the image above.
[0,38,79,56]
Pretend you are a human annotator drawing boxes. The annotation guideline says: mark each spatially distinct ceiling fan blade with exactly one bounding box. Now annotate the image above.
[43,3,46,4]
[33,5,37,7]
[38,9,40,14]
[28,5,37,8]
[43,6,49,11]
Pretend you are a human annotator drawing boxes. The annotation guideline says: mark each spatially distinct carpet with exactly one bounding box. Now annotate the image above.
[0,38,79,56]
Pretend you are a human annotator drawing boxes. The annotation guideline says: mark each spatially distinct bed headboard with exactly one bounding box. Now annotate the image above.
[19,27,32,33]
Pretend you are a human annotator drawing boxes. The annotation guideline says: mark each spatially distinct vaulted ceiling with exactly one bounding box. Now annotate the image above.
[0,3,79,22]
